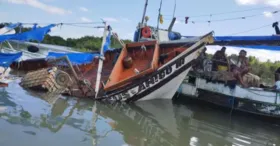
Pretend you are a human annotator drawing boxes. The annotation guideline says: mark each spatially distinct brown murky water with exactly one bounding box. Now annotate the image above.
[0,80,279,146]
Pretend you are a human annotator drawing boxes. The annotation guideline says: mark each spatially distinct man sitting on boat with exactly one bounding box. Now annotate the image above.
[212,46,229,71]
[274,67,280,91]
[229,50,250,87]
[193,47,207,71]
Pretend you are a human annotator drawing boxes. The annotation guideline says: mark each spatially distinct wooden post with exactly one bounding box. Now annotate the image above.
[95,22,108,98]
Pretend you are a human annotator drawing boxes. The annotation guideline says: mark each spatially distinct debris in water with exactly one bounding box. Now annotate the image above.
[23,131,36,136]
[20,111,32,119]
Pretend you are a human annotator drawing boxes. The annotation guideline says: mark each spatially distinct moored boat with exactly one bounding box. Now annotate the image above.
[179,70,280,118]
[177,35,280,119]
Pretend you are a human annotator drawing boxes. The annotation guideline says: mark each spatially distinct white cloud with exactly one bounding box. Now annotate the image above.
[6,0,71,15]
[103,17,118,22]
[79,6,88,12]
[175,20,183,24]
[235,0,280,7]
[80,17,92,22]
[263,11,273,17]
[123,32,134,39]
[120,17,131,22]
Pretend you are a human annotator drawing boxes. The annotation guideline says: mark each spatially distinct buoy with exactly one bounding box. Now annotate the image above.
[27,45,39,53]
[123,56,133,69]
[141,26,151,38]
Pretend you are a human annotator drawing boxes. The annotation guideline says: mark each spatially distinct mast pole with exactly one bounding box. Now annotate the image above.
[138,0,149,41]
[95,22,108,98]
[173,0,177,18]
[156,0,163,31]
[141,0,149,25]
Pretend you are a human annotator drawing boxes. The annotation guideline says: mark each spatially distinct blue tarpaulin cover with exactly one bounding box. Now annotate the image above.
[103,27,112,53]
[182,35,280,51]
[0,52,22,67]
[0,24,55,43]
[183,35,280,41]
[227,45,280,51]
[214,36,280,41]
[46,52,100,65]
[46,30,114,65]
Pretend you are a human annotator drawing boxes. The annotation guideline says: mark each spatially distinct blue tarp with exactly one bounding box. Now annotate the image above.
[183,35,280,41]
[46,52,100,65]
[214,36,280,41]
[0,24,55,43]
[103,27,112,53]
[227,45,280,51]
[46,26,115,65]
[0,52,22,67]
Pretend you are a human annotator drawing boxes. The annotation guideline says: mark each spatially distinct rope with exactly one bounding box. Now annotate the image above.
[21,22,103,25]
[164,6,271,18]
[227,23,273,35]
[63,24,102,29]
[168,10,279,24]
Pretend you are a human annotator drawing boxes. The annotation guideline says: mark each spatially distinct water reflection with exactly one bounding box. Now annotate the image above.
[95,100,280,146]
[0,82,279,146]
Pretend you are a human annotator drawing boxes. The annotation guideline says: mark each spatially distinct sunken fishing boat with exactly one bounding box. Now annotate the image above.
[178,34,280,119]
[91,0,214,102]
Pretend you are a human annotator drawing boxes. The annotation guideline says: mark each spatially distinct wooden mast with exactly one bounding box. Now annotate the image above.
[95,22,108,98]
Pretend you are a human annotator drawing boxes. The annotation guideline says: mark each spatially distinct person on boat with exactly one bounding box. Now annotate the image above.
[273,67,280,90]
[212,46,228,71]
[275,67,280,81]
[230,50,250,87]
[193,47,207,70]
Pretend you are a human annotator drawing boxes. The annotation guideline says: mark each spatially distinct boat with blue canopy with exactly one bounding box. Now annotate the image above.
[0,23,56,85]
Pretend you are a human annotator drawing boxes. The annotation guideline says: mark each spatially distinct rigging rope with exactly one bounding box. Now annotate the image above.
[227,22,278,35]
[164,6,271,18]
[21,22,103,25]
[168,10,279,24]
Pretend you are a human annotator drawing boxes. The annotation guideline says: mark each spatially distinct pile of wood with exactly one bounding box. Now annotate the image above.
[20,67,73,93]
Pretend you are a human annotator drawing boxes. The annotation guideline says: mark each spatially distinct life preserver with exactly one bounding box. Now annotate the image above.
[141,26,151,38]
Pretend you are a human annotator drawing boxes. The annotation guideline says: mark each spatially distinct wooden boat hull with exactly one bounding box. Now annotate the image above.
[179,75,280,118]
[98,42,206,102]
[10,58,97,73]
[10,58,48,72]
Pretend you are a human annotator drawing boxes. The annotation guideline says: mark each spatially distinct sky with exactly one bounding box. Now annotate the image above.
[1,0,280,61]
